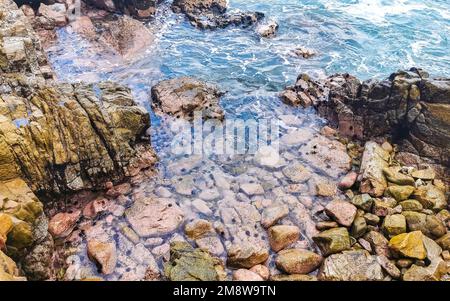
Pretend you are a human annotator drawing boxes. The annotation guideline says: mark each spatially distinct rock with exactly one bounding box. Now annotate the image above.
[232,269,264,281]
[325,199,357,227]
[126,197,184,237]
[359,142,389,197]
[338,171,358,190]
[227,244,269,269]
[316,221,339,231]
[195,236,224,256]
[403,259,447,281]
[48,210,81,239]
[382,167,415,186]
[376,255,401,279]
[422,235,442,260]
[22,234,54,280]
[191,199,213,216]
[185,219,213,239]
[436,233,450,251]
[164,241,223,281]
[299,136,352,178]
[363,213,380,226]
[315,182,337,197]
[275,249,322,274]
[382,214,407,237]
[37,3,68,29]
[396,258,414,269]
[256,20,278,38]
[351,194,374,212]
[0,213,13,249]
[351,217,367,238]
[436,209,450,224]
[293,47,316,59]
[261,205,289,228]
[385,185,415,202]
[411,169,436,180]
[0,249,26,281]
[312,227,351,256]
[7,222,34,250]
[254,146,284,168]
[388,231,427,260]
[281,162,311,183]
[402,211,447,239]
[364,231,391,257]
[240,183,265,196]
[249,265,270,280]
[87,240,117,275]
[172,0,228,15]
[399,200,423,212]
[318,250,384,281]
[151,77,224,120]
[412,184,446,210]
[268,225,300,252]
[373,197,398,216]
[270,274,317,281]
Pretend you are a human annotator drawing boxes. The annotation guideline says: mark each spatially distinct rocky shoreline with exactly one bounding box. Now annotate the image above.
[1,0,449,281]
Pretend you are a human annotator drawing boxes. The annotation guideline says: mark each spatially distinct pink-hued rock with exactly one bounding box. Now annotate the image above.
[325,199,357,227]
[48,210,81,238]
[232,269,264,281]
[338,171,358,190]
[249,265,270,280]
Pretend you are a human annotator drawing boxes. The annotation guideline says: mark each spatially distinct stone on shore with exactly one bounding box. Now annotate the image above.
[382,214,406,237]
[232,269,264,281]
[388,231,427,260]
[87,240,117,275]
[359,142,389,197]
[403,259,447,281]
[227,244,269,269]
[318,250,384,281]
[268,225,300,252]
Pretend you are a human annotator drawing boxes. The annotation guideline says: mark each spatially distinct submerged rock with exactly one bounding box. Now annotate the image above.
[268,225,300,252]
[151,77,224,120]
[126,197,184,237]
[48,210,81,239]
[232,269,264,281]
[87,239,117,275]
[256,20,278,38]
[227,243,269,269]
[164,241,224,281]
[318,250,384,281]
[312,227,351,256]
[275,249,322,274]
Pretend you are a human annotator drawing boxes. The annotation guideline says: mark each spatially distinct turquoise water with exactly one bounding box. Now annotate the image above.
[48,0,450,150]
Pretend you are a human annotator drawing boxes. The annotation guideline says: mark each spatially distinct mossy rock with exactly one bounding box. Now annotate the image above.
[6,222,33,250]
[164,241,223,281]
[312,227,351,256]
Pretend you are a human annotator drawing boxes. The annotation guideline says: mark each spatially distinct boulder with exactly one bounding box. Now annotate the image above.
[318,250,384,281]
[275,249,322,274]
[256,20,278,38]
[164,241,224,281]
[388,231,427,260]
[85,0,157,19]
[126,197,184,237]
[268,225,300,252]
[0,249,26,281]
[151,77,224,120]
[312,227,351,256]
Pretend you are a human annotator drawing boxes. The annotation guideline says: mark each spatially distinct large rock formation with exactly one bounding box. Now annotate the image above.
[281,69,450,177]
[172,0,264,30]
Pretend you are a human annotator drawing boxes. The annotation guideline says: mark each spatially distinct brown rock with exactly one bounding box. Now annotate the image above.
[268,225,300,252]
[87,240,117,275]
[275,249,322,274]
[48,210,81,239]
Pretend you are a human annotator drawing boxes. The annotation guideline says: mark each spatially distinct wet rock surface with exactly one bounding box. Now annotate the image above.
[151,77,225,120]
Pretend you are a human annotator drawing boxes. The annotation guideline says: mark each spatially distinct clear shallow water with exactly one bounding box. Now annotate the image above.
[47,1,450,280]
